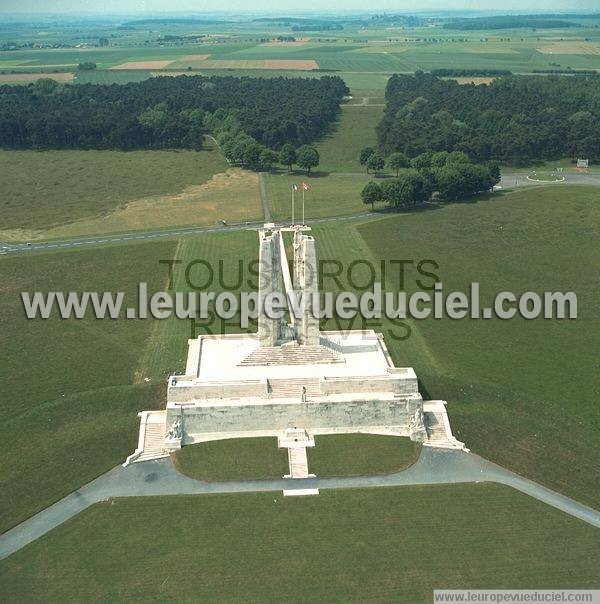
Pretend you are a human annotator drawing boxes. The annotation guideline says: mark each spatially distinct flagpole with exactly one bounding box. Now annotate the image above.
[292,187,295,226]
[302,187,305,225]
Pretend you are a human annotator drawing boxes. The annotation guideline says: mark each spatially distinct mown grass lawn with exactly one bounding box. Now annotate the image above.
[313,103,384,173]
[172,434,420,481]
[0,240,176,532]
[309,434,421,477]
[1,484,598,602]
[265,171,383,221]
[342,185,599,507]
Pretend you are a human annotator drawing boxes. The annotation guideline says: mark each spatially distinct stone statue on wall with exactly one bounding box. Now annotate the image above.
[166,417,182,440]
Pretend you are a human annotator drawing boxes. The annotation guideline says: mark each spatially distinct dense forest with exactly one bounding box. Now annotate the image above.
[0,75,347,151]
[378,73,600,163]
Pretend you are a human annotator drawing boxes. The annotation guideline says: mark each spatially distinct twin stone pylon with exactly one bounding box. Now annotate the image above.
[258,224,319,348]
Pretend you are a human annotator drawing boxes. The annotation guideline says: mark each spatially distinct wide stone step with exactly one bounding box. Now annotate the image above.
[239,345,341,366]
[268,378,321,398]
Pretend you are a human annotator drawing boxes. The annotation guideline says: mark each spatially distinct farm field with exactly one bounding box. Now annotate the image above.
[2,19,600,89]
[0,240,176,533]
[0,141,261,241]
[1,484,599,600]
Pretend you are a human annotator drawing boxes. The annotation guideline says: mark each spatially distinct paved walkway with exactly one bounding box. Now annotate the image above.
[258,172,271,222]
[1,447,598,560]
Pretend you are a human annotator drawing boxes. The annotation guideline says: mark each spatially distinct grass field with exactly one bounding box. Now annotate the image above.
[172,434,421,480]
[264,99,390,222]
[0,240,175,533]
[265,171,378,221]
[354,186,600,508]
[313,102,384,173]
[1,484,598,601]
[0,142,261,241]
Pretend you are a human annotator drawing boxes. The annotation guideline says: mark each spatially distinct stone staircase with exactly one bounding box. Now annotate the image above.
[268,377,321,399]
[423,402,468,451]
[425,411,448,442]
[239,344,341,366]
[123,411,169,466]
[286,446,310,479]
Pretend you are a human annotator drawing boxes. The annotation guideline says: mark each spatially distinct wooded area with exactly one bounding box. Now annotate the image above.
[378,72,600,163]
[0,75,348,151]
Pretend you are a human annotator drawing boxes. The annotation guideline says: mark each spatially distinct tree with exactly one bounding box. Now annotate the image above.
[78,62,97,71]
[259,149,279,172]
[366,152,385,175]
[138,103,168,130]
[243,141,264,171]
[361,181,383,210]
[382,169,430,208]
[33,78,59,95]
[280,144,297,173]
[297,145,319,175]
[359,146,376,168]
[446,150,470,165]
[430,151,450,168]
[388,152,409,176]
[410,151,434,170]
[436,163,495,201]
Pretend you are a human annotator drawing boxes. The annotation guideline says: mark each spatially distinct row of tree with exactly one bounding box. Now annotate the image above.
[207,108,321,173]
[378,72,600,163]
[360,150,500,209]
[0,74,348,151]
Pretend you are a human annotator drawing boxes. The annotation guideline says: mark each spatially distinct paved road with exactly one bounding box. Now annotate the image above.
[500,171,600,189]
[0,213,374,257]
[1,447,598,560]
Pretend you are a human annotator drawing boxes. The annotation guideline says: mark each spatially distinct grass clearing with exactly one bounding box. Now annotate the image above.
[35,168,262,240]
[0,141,262,240]
[1,484,598,600]
[313,103,384,173]
[0,240,176,532]
[172,434,421,480]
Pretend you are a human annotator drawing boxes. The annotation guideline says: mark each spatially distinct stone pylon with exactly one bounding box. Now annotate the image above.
[258,227,285,346]
[293,230,320,346]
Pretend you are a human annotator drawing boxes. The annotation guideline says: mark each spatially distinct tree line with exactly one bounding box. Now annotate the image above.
[378,72,600,163]
[359,149,500,209]
[0,74,347,152]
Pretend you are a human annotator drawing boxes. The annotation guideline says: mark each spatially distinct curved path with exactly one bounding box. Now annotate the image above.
[1,447,598,560]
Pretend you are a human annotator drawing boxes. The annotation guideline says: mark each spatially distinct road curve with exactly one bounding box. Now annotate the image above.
[0,447,598,560]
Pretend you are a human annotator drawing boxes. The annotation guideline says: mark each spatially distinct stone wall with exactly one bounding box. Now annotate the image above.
[168,395,425,442]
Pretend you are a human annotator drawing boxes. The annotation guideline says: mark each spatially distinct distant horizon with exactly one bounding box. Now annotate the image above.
[1,1,599,16]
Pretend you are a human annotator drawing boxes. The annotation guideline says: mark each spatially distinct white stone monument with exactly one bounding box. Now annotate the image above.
[124,225,465,467]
